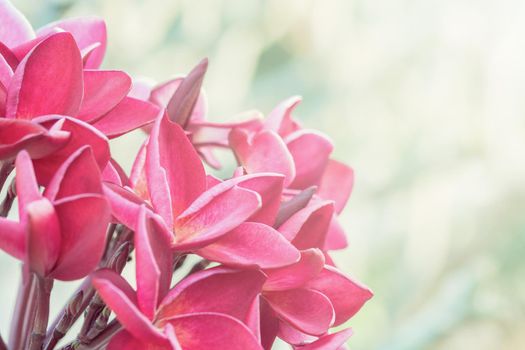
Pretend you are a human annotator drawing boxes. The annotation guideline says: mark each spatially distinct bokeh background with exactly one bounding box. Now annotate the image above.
[2,0,525,349]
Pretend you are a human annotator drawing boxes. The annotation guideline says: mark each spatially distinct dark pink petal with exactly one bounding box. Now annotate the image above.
[15,150,42,219]
[304,266,373,326]
[318,159,354,214]
[323,215,348,251]
[296,328,353,350]
[77,70,131,122]
[260,298,279,350]
[10,29,61,60]
[278,321,316,346]
[26,198,61,277]
[0,218,24,259]
[146,112,206,227]
[33,116,110,186]
[92,269,167,344]
[163,312,262,350]
[37,17,107,69]
[102,158,129,187]
[230,129,296,187]
[50,194,110,281]
[265,96,302,137]
[44,146,103,201]
[172,186,261,250]
[286,130,333,190]
[135,206,173,320]
[263,249,325,291]
[277,201,334,250]
[157,267,265,325]
[0,0,35,47]
[7,32,83,119]
[92,97,160,138]
[0,118,70,160]
[0,41,18,69]
[263,288,334,336]
[197,222,299,269]
[108,330,146,350]
[0,53,13,89]
[102,183,148,230]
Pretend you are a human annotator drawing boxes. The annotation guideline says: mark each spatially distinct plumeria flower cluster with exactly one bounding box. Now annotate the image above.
[0,1,372,349]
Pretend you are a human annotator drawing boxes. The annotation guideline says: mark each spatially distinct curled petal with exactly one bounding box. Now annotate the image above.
[197,222,300,269]
[0,41,18,69]
[157,267,266,325]
[317,159,354,214]
[163,312,262,350]
[265,96,302,137]
[78,70,131,122]
[323,215,348,251]
[38,17,107,69]
[263,288,334,336]
[296,328,353,350]
[7,32,83,119]
[50,194,110,281]
[102,158,130,187]
[173,186,261,250]
[0,0,35,47]
[304,266,373,326]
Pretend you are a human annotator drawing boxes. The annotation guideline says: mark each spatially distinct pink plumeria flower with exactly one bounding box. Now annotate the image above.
[0,147,110,280]
[93,206,264,349]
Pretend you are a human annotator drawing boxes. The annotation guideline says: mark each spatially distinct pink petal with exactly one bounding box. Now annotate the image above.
[108,330,146,350]
[0,0,35,47]
[129,140,148,199]
[317,159,354,214]
[0,218,24,259]
[0,41,18,69]
[197,222,300,269]
[304,266,373,326]
[189,114,263,147]
[102,183,147,230]
[157,267,266,325]
[323,215,348,251]
[278,321,316,346]
[15,150,42,219]
[26,198,61,277]
[277,201,334,250]
[265,95,302,137]
[92,97,160,138]
[286,130,333,190]
[229,129,296,187]
[146,112,206,227]
[260,298,279,350]
[263,288,334,336]
[135,206,173,320]
[102,159,125,187]
[129,78,153,101]
[7,32,83,119]
[0,52,13,89]
[275,186,316,227]
[37,17,107,69]
[263,249,325,291]
[10,29,61,61]
[77,70,131,122]
[296,328,353,350]
[0,118,69,160]
[44,146,103,201]
[49,194,110,281]
[173,186,261,250]
[92,269,167,344]
[33,116,110,186]
[163,312,262,350]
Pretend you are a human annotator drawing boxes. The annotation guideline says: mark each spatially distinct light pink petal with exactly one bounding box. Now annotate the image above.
[129,141,150,201]
[173,186,261,250]
[286,130,333,190]
[164,324,183,350]
[49,194,110,281]
[7,32,83,119]
[92,269,167,344]
[102,183,148,230]
[323,215,348,251]
[107,330,146,350]
[135,206,173,320]
[92,97,160,138]
[263,249,325,291]
[196,146,222,169]
[44,146,103,201]
[197,222,299,269]
[277,201,334,250]
[146,112,206,227]
[0,0,35,47]
[296,328,353,350]
[33,116,110,186]
[189,114,263,147]
[230,129,296,187]
[265,96,302,137]
[304,266,373,326]
[263,288,334,336]
[0,53,13,89]
[0,218,25,259]
[317,159,354,214]
[157,267,265,325]
[164,312,262,350]
[0,118,70,160]
[38,17,107,69]
[26,198,61,277]
[15,150,42,218]
[77,70,131,122]
[129,78,154,100]
[275,186,316,227]
[278,321,316,346]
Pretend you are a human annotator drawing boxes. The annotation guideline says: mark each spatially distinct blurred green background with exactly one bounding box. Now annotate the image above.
[3,0,525,349]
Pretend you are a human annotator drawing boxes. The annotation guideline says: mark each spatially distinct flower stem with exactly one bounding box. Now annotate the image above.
[0,161,13,194]
[9,271,37,350]
[0,331,7,350]
[0,178,16,217]
[29,276,53,350]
